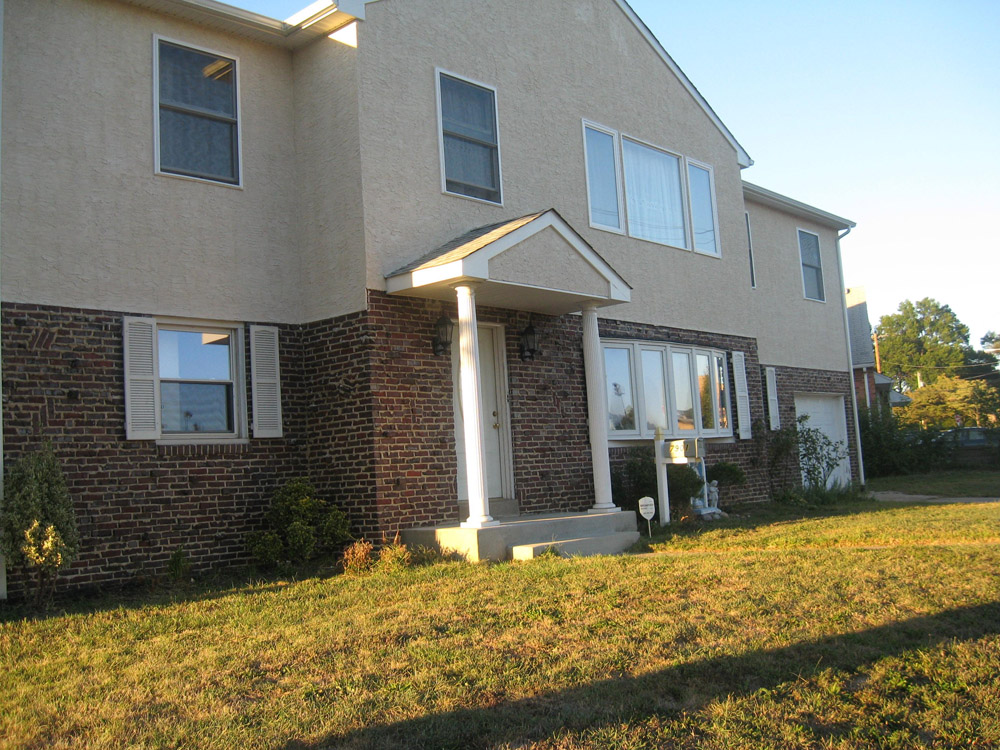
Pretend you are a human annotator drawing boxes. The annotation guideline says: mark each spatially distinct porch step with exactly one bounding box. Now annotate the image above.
[510,531,641,560]
[401,510,639,562]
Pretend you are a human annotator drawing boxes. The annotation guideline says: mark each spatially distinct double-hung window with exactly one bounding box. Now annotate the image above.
[798,229,825,301]
[155,37,240,185]
[603,341,734,440]
[583,121,721,256]
[123,318,282,441]
[437,70,502,204]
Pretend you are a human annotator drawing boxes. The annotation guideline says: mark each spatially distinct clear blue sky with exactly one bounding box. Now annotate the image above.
[232,0,999,346]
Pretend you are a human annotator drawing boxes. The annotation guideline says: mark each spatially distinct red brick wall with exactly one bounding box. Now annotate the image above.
[1,303,307,597]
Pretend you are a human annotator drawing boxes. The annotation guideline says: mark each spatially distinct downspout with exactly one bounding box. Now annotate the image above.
[837,226,865,486]
[0,0,6,600]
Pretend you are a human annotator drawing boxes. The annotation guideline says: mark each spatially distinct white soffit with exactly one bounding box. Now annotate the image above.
[117,0,371,48]
[614,0,753,169]
[386,209,632,315]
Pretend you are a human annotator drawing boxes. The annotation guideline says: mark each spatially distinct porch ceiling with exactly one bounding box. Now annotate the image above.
[384,209,632,316]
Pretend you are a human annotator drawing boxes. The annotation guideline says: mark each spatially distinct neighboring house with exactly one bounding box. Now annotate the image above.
[846,287,910,411]
[0,0,861,596]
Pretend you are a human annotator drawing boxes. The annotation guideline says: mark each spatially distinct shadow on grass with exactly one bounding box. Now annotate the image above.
[285,600,1000,750]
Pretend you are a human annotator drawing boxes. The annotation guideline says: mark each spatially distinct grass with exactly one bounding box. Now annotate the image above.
[866,469,1000,497]
[2,501,999,749]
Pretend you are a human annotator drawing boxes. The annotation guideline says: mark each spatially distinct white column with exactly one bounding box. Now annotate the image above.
[582,305,619,513]
[456,283,497,528]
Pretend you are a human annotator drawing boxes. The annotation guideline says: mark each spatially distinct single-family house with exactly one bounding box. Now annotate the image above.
[0,0,861,597]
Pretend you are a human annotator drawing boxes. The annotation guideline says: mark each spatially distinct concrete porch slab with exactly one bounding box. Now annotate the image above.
[401,510,639,562]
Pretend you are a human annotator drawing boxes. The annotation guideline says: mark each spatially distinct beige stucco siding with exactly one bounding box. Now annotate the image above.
[356,0,747,332]
[745,199,849,372]
[292,36,367,322]
[356,0,848,373]
[1,0,302,322]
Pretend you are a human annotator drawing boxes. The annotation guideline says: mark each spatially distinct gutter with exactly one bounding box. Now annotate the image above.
[836,226,866,487]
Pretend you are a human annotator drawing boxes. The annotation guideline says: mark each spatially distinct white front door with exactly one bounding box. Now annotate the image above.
[453,325,513,504]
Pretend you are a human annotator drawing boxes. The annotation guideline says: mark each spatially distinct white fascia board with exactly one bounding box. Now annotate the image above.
[121,0,370,47]
[613,0,752,168]
[743,181,855,230]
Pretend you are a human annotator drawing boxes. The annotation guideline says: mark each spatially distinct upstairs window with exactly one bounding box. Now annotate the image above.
[437,71,501,204]
[155,38,240,185]
[798,229,825,301]
[583,121,721,256]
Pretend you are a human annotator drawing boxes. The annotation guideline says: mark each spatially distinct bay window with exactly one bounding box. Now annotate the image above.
[603,341,734,440]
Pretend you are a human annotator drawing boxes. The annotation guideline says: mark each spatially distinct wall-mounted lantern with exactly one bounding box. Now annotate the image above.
[432,314,454,356]
[518,320,539,361]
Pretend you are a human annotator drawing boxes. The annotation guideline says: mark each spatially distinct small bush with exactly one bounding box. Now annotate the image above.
[796,415,849,489]
[858,407,953,477]
[610,447,707,522]
[342,539,375,576]
[247,478,351,569]
[776,482,873,507]
[376,534,413,573]
[706,461,747,488]
[167,546,192,582]
[1,444,79,605]
[409,545,464,566]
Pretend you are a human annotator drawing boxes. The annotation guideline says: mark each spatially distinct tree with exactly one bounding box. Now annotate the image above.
[875,298,970,391]
[983,331,1000,352]
[898,375,1000,429]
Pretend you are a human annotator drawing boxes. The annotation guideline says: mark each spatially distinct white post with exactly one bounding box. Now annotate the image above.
[582,305,619,513]
[654,428,670,524]
[455,283,497,528]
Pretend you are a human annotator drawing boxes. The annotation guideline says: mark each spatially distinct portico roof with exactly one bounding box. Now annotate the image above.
[385,209,631,316]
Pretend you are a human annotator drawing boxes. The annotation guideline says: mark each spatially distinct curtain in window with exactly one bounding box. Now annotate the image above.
[623,139,687,248]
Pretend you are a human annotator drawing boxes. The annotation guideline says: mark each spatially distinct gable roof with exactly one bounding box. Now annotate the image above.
[613,0,753,169]
[386,209,631,315]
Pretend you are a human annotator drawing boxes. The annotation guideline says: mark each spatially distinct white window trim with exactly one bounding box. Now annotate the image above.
[686,157,722,258]
[435,67,503,206]
[581,119,722,257]
[745,211,757,289]
[153,34,244,189]
[603,340,733,442]
[124,317,251,444]
[582,120,626,234]
[797,227,826,303]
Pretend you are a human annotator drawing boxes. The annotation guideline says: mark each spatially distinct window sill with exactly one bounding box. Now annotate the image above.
[155,169,244,190]
[442,187,503,207]
[156,440,251,457]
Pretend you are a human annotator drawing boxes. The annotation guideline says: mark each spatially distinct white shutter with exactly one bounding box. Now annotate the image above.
[766,366,780,430]
[250,325,282,438]
[732,350,752,440]
[123,317,160,440]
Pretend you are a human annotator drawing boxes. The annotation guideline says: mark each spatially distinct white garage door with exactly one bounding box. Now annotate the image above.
[794,394,851,487]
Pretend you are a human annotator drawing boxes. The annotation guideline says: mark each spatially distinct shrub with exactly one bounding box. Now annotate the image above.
[610,447,706,522]
[858,407,953,477]
[375,534,413,573]
[796,415,849,489]
[341,539,375,576]
[167,546,192,582]
[1,444,79,605]
[247,478,351,569]
[705,461,747,488]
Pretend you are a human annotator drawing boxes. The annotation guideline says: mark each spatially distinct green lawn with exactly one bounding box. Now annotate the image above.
[2,502,999,749]
[867,470,1000,497]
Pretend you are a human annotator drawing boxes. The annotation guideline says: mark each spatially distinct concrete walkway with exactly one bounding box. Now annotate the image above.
[874,491,1000,504]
